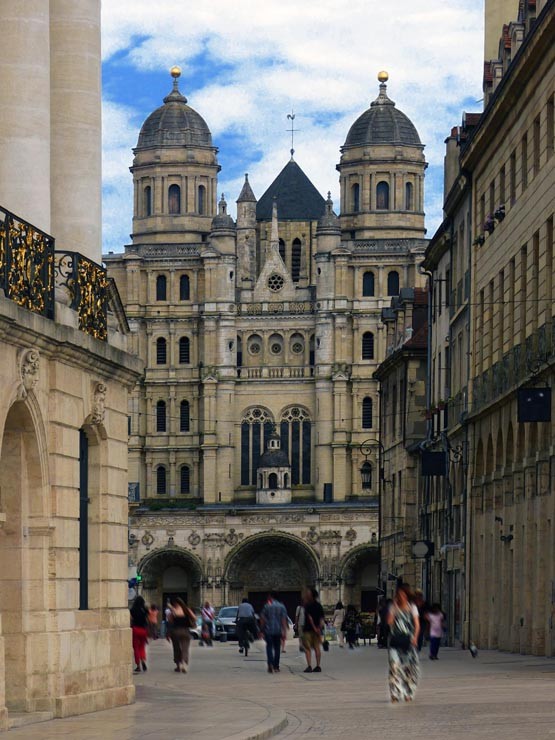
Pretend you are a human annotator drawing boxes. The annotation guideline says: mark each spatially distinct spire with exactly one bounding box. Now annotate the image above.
[164,65,188,104]
[371,70,395,107]
[316,191,340,235]
[237,173,257,202]
[218,193,227,215]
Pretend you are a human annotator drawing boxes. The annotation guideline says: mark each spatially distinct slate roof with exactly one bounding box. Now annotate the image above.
[258,448,290,468]
[343,83,421,149]
[237,174,257,202]
[256,160,326,221]
[137,82,213,149]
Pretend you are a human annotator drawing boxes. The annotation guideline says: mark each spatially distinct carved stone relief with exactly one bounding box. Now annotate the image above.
[17,348,40,400]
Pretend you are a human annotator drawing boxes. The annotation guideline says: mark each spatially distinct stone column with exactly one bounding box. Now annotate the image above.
[50,0,102,261]
[0,1,51,230]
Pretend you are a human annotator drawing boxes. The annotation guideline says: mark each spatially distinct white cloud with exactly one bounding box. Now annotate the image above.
[101,0,484,252]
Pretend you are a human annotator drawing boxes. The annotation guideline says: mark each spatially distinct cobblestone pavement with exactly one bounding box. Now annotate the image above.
[8,638,555,739]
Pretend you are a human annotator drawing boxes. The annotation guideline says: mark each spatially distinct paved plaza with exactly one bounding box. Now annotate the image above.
[8,638,555,739]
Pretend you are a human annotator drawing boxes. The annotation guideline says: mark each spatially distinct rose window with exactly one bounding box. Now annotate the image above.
[271,343,282,354]
[268,273,285,292]
[292,342,303,354]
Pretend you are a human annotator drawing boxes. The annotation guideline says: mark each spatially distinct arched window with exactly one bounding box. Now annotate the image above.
[291,238,302,282]
[180,465,190,494]
[156,337,167,365]
[362,397,373,429]
[156,401,166,433]
[269,472,278,489]
[198,185,206,215]
[280,406,311,485]
[179,336,190,364]
[144,185,152,217]
[387,270,400,296]
[352,183,360,212]
[179,274,190,301]
[284,473,289,487]
[361,462,373,490]
[156,466,167,495]
[405,182,414,211]
[180,400,190,432]
[376,181,390,210]
[156,274,167,301]
[362,332,374,360]
[168,184,181,214]
[279,238,286,263]
[240,408,274,486]
[362,271,375,297]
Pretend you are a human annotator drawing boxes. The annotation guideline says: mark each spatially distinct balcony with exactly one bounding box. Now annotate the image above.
[0,205,109,341]
[237,365,315,379]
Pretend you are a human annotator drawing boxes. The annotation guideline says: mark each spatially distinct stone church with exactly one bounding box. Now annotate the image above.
[106,68,428,615]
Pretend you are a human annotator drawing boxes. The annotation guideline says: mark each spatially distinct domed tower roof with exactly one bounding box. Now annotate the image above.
[343,73,421,149]
[136,67,213,149]
[258,427,290,468]
[211,193,236,231]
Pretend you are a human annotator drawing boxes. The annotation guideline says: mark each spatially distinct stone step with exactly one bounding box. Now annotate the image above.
[8,711,54,729]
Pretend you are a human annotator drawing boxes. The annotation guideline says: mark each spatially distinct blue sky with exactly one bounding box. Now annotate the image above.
[101,0,485,253]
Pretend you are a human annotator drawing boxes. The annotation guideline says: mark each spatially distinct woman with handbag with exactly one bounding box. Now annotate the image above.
[386,584,420,703]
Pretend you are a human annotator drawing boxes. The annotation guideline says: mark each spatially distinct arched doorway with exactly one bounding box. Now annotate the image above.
[138,547,203,610]
[0,400,47,712]
[225,533,319,618]
[340,545,380,612]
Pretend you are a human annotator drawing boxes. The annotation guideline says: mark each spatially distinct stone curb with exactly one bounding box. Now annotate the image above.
[224,706,288,740]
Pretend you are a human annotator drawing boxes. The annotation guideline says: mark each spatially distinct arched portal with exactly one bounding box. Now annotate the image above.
[0,400,48,711]
[340,544,380,612]
[138,546,203,610]
[225,532,319,618]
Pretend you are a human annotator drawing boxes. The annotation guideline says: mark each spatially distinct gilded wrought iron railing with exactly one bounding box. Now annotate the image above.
[55,252,109,340]
[0,207,55,319]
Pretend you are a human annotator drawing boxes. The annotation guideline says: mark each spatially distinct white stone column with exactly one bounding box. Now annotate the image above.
[50,0,102,261]
[0,1,51,230]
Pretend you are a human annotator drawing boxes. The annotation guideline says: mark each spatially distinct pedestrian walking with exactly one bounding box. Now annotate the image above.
[237,597,257,656]
[130,595,149,673]
[201,601,215,646]
[343,604,359,649]
[168,597,196,673]
[387,584,420,703]
[147,603,159,640]
[333,601,345,647]
[426,603,446,660]
[302,587,325,673]
[260,591,288,673]
[413,589,429,652]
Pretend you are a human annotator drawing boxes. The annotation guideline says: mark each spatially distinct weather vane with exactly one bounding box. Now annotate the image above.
[287,111,298,159]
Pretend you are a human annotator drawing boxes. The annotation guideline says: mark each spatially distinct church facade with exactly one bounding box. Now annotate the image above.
[105,69,428,614]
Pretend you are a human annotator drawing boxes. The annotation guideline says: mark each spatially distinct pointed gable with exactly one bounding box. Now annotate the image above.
[256,160,326,221]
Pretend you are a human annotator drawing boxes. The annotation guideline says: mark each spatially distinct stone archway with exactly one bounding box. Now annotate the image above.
[138,547,203,610]
[0,400,48,712]
[340,545,380,612]
[224,532,319,618]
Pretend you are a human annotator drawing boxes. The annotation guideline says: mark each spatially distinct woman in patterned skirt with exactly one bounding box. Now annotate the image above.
[386,584,421,703]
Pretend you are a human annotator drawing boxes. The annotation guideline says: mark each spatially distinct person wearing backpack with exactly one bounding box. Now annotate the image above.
[386,583,420,703]
[168,597,196,673]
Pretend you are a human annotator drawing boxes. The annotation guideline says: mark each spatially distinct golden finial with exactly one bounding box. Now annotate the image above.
[377,70,389,83]
[170,65,182,79]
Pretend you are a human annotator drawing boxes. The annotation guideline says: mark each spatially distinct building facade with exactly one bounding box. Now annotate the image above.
[411,0,555,655]
[105,71,428,615]
[463,0,555,656]
[0,1,142,729]
[374,289,428,596]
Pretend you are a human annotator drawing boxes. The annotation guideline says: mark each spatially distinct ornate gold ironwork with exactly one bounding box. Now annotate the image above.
[0,208,55,318]
[55,251,108,340]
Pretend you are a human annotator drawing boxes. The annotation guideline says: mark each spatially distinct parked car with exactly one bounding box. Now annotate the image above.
[217,606,239,640]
